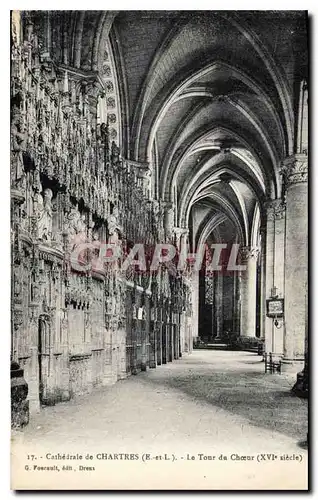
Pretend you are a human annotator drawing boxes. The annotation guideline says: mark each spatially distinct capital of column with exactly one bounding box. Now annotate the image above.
[280,154,308,187]
[124,159,151,178]
[160,200,173,210]
[173,227,189,248]
[173,227,189,238]
[159,201,174,240]
[264,198,286,221]
[160,201,174,221]
[57,65,105,104]
[239,246,260,262]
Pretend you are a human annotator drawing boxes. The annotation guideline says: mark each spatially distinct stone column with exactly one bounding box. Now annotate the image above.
[157,304,163,365]
[264,200,286,353]
[191,272,199,341]
[232,271,237,333]
[125,158,152,201]
[162,201,174,241]
[149,303,157,369]
[233,273,241,334]
[60,307,71,400]
[259,228,266,341]
[140,304,148,372]
[173,227,188,252]
[239,247,260,337]
[175,312,179,358]
[215,273,223,338]
[168,311,173,362]
[281,154,308,372]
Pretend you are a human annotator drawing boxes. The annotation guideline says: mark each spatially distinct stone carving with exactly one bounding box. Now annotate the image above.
[102,65,111,77]
[109,128,117,140]
[163,202,174,241]
[107,113,116,124]
[30,271,41,304]
[173,227,188,249]
[13,267,23,305]
[37,189,53,241]
[281,154,308,186]
[63,207,87,251]
[152,200,165,242]
[239,246,260,262]
[274,204,286,220]
[105,81,114,94]
[10,14,191,409]
[106,96,115,108]
[11,98,26,152]
[107,208,123,245]
[265,199,286,221]
[11,102,27,191]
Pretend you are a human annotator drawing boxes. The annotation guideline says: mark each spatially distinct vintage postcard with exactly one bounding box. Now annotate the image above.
[10,9,308,490]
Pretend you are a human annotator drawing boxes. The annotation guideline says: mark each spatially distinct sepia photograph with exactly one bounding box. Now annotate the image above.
[10,9,309,490]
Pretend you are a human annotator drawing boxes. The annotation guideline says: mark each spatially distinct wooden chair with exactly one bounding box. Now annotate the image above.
[264,352,282,374]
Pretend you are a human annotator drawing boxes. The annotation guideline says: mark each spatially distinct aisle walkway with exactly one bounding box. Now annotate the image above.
[15,350,308,448]
[12,351,308,489]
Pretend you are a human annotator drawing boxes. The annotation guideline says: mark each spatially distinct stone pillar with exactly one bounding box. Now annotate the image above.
[140,299,148,372]
[173,227,188,252]
[232,271,237,333]
[239,247,260,337]
[127,159,151,198]
[168,311,173,362]
[102,324,116,385]
[281,154,308,372]
[215,272,223,338]
[149,304,157,369]
[259,229,266,341]
[179,312,185,353]
[117,327,127,380]
[162,201,174,241]
[175,313,181,359]
[264,200,286,353]
[27,318,41,414]
[191,272,199,341]
[234,273,241,334]
[59,305,71,401]
[157,304,163,365]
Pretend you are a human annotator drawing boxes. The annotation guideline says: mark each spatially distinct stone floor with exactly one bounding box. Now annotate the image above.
[11,350,308,490]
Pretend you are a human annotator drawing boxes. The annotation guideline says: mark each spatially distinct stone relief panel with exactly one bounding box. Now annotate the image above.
[10,13,192,407]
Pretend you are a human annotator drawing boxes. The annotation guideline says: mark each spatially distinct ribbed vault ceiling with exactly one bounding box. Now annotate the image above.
[44,10,307,247]
[112,11,306,246]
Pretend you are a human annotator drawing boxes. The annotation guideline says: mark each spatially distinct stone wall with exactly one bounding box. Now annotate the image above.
[11,12,193,420]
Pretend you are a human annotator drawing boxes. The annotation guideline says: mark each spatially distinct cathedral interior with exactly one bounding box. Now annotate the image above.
[10,11,308,421]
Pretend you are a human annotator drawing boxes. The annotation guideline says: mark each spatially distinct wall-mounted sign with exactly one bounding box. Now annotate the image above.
[266,298,284,317]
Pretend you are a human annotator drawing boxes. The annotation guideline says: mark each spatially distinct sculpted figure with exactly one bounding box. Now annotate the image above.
[153,201,165,242]
[13,268,22,303]
[31,270,40,303]
[64,207,79,240]
[11,106,27,190]
[38,189,53,241]
[63,207,87,251]
[107,207,122,243]
[11,110,26,153]
[75,213,87,246]
[164,205,174,241]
